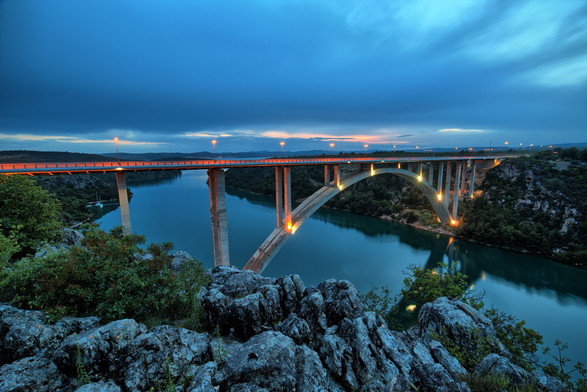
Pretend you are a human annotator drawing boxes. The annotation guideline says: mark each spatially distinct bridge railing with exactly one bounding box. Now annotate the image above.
[0,155,509,175]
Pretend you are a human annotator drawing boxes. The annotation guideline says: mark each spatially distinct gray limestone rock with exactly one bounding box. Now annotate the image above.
[532,369,566,392]
[187,362,217,392]
[219,269,274,298]
[224,292,263,339]
[62,228,84,246]
[53,319,147,378]
[213,331,298,390]
[201,288,230,331]
[75,379,122,392]
[277,274,305,313]
[376,327,414,376]
[474,354,531,386]
[170,250,194,272]
[214,331,343,392]
[258,284,283,324]
[115,325,211,391]
[298,288,328,333]
[318,279,364,326]
[275,312,311,344]
[428,339,467,379]
[0,303,99,365]
[0,357,67,392]
[419,297,508,357]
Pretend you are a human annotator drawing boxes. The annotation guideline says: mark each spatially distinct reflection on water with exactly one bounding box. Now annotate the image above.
[99,172,587,366]
[229,186,587,305]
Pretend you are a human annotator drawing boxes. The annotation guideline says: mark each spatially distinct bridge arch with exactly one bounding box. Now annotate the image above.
[243,167,452,273]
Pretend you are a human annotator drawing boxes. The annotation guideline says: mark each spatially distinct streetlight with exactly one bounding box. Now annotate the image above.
[363,144,368,156]
[280,141,285,157]
[114,137,119,162]
[211,139,217,155]
[329,143,335,154]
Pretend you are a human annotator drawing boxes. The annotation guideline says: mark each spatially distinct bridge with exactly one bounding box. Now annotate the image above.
[0,155,508,272]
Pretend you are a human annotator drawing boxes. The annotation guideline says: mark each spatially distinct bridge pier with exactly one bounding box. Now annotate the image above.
[443,161,452,207]
[452,162,462,219]
[275,167,283,228]
[208,168,230,266]
[437,162,444,193]
[333,165,340,188]
[324,165,330,186]
[284,167,292,230]
[460,162,467,197]
[115,172,132,235]
[469,161,477,197]
[428,162,434,184]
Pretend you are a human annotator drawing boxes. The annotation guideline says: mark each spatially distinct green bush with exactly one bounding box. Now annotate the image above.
[0,175,63,257]
[1,227,208,327]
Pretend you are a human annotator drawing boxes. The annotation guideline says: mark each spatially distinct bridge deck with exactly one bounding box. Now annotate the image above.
[0,155,507,176]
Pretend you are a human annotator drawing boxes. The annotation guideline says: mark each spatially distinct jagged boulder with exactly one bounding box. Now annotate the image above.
[274,312,312,344]
[0,269,566,392]
[0,357,68,392]
[115,325,212,391]
[213,331,343,391]
[75,380,121,392]
[418,297,509,357]
[474,354,530,385]
[0,303,99,365]
[53,319,147,378]
[62,228,84,247]
[318,279,364,326]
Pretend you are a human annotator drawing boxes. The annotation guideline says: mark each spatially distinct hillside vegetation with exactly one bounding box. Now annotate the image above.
[225,148,587,265]
[458,148,587,266]
[0,150,180,225]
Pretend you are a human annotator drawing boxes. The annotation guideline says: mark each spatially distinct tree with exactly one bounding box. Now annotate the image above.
[1,227,208,327]
[0,175,63,257]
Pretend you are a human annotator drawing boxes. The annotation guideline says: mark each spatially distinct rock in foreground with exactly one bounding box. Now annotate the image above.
[0,266,563,391]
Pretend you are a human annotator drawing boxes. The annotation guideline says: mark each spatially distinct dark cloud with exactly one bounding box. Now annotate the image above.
[0,0,585,152]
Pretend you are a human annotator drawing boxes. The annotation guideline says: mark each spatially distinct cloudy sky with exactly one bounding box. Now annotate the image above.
[0,0,586,154]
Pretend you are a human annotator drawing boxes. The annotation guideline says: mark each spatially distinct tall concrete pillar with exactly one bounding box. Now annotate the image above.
[437,162,444,193]
[283,167,292,230]
[460,162,467,197]
[208,169,230,266]
[408,163,414,173]
[324,165,330,186]
[444,161,452,207]
[333,165,340,187]
[418,162,423,177]
[452,162,462,219]
[370,163,374,173]
[115,172,132,235]
[428,162,434,184]
[275,167,283,228]
[469,161,477,197]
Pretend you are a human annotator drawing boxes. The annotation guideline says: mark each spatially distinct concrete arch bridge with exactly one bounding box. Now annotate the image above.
[0,155,503,272]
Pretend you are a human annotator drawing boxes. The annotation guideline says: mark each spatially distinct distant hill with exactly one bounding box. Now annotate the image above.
[0,150,115,163]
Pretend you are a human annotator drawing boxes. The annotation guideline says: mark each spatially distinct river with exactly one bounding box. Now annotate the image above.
[98,170,587,369]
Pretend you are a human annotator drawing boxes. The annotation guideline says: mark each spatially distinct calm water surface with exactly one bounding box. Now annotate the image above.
[98,170,587,366]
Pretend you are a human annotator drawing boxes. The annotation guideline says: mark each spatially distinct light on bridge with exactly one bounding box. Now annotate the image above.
[450,219,459,226]
[417,175,423,182]
[405,305,417,312]
[436,193,442,201]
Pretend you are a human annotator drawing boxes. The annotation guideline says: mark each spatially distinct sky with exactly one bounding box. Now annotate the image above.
[0,0,586,154]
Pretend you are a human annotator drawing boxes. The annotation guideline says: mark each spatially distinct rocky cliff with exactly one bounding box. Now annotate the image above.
[458,157,586,265]
[0,267,563,392]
